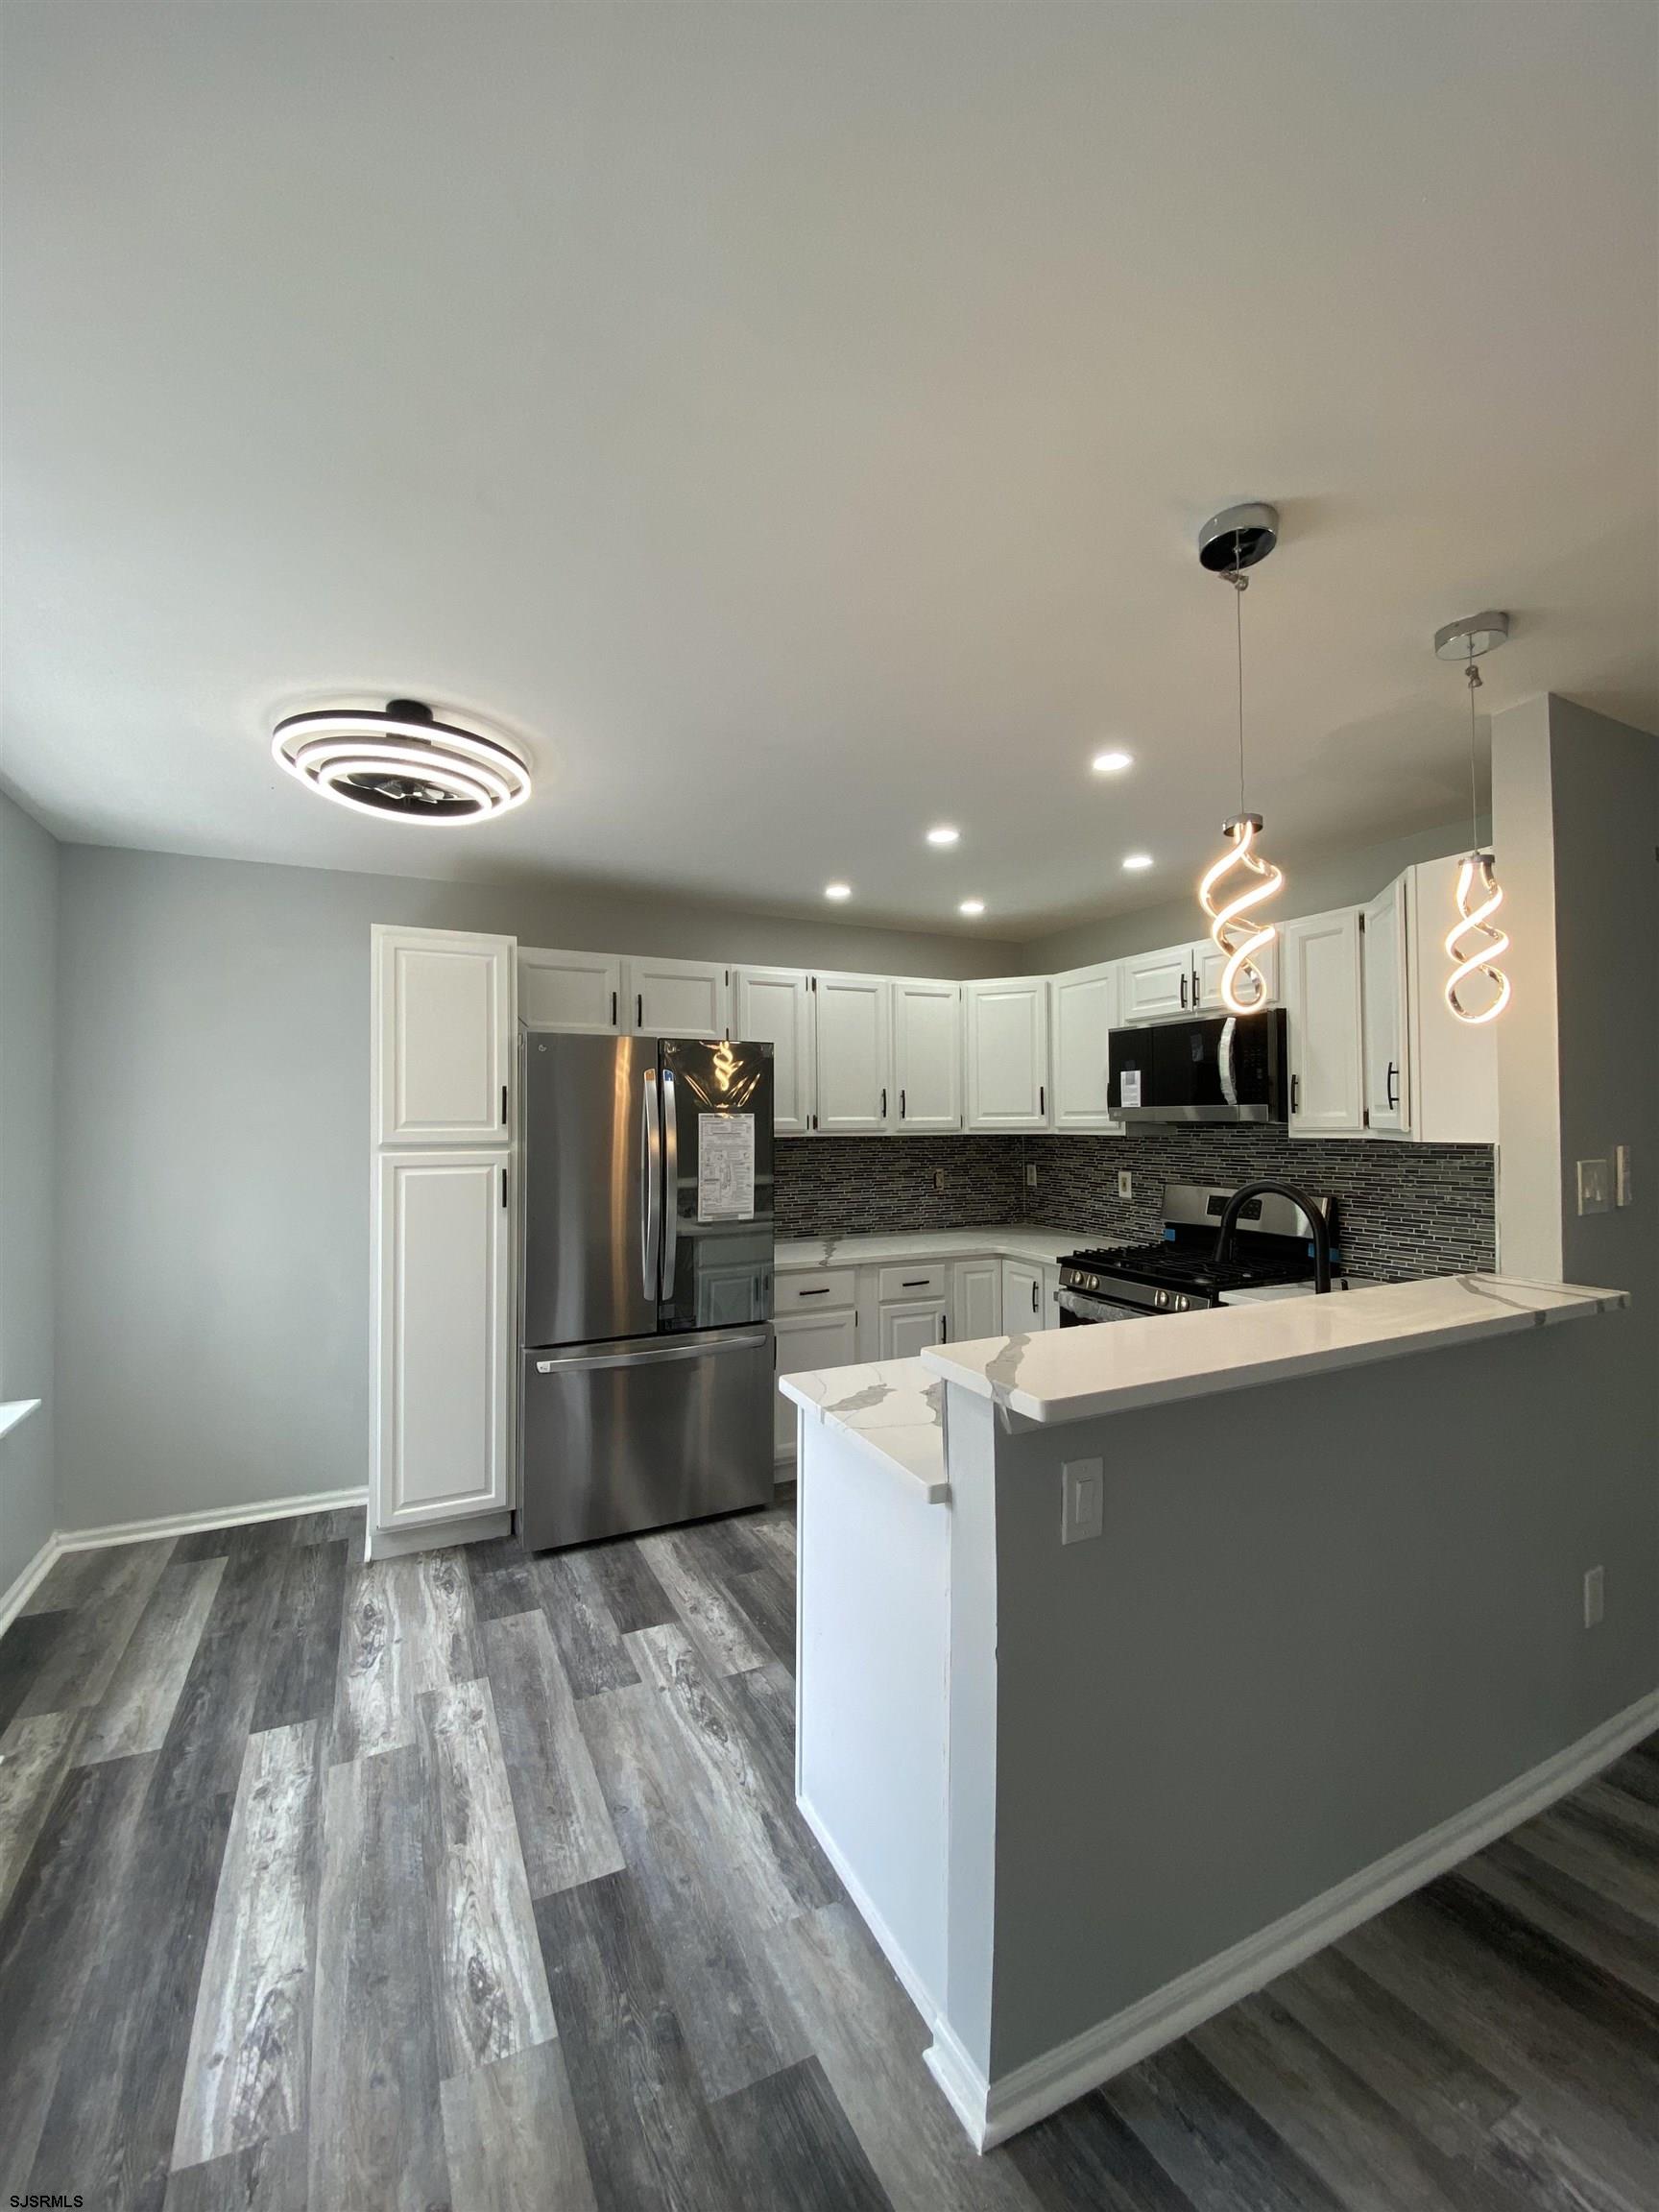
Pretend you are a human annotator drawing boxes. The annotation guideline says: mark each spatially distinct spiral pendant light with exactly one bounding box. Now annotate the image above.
[1195,504,1284,1014]
[1434,613,1511,1025]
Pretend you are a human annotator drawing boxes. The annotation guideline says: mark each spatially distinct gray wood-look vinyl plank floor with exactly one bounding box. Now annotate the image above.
[1,1491,1654,2212]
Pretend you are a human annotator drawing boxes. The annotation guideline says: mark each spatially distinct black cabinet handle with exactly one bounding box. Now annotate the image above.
[636,993,643,1027]
[611,990,617,1027]
[501,1166,508,1208]
[900,1089,906,1119]
[1180,973,1188,1008]
[1291,1073,1301,1115]
[1386,1061,1399,1111]
[880,1088,887,1118]
[902,1278,928,1288]
[1031,1278,1039,1313]
[797,1286,830,1297]
[1039,1085,1045,1117]
[501,1083,508,1125]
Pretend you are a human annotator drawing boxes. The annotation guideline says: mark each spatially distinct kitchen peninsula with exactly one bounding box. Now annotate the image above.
[779,1273,1648,2152]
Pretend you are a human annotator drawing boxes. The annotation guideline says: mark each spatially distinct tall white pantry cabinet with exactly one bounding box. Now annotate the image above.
[370,926,516,1557]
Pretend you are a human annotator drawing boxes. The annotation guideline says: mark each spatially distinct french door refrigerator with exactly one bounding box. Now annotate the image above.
[518,1031,775,1550]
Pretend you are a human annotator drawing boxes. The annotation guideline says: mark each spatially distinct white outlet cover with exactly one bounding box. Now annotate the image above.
[1577,1158,1610,1215]
[1062,1457,1104,1545]
[1584,1564,1606,1627]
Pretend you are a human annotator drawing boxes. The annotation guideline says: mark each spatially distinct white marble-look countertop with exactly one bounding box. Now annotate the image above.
[920,1275,1627,1426]
[775,1225,1101,1271]
[778,1357,950,1500]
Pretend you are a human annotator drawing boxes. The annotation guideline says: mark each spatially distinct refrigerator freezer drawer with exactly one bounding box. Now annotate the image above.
[519,1327,775,1551]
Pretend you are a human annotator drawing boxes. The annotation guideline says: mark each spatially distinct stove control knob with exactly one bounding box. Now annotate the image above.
[1087,1274,1099,1291]
[1155,1288,1169,1310]
[1175,1295,1190,1312]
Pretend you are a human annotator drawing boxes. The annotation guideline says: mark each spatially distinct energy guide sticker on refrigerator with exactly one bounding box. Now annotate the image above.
[698,1113,756,1221]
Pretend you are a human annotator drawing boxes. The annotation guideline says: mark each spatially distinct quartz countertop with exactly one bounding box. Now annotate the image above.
[778,1357,950,1499]
[775,1225,1101,1271]
[920,1275,1627,1426]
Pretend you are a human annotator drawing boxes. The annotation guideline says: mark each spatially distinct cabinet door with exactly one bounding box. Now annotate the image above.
[892,980,963,1132]
[950,1257,1001,1342]
[373,926,513,1147]
[733,968,814,1135]
[1360,879,1410,1133]
[1051,963,1122,1131]
[878,1299,948,1360]
[1283,909,1365,1136]
[966,979,1050,1130]
[1195,934,1279,1013]
[1121,944,1193,1021]
[625,956,729,1041]
[517,947,621,1034]
[773,1307,860,1456]
[1405,860,1499,1143]
[374,1150,511,1529]
[1000,1258,1044,1330]
[814,974,892,1134]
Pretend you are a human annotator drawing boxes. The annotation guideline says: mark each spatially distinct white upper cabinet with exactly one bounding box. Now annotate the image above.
[1050,961,1122,1132]
[966,978,1050,1130]
[1282,908,1365,1136]
[1404,859,1499,1143]
[814,973,892,1134]
[517,946,621,1034]
[374,1148,511,1528]
[733,967,815,1136]
[625,955,729,1041]
[892,980,963,1133]
[1360,879,1410,1134]
[1121,943,1195,1021]
[373,926,514,1148]
[1194,933,1279,1013]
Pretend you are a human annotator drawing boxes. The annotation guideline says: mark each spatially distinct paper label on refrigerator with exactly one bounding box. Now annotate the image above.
[1120,1070,1142,1108]
[698,1112,756,1221]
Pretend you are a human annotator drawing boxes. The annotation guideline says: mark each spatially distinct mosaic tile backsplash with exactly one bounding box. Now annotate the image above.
[775,1131,1496,1283]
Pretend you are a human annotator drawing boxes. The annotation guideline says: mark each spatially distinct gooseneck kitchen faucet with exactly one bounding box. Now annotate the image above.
[1213,1180,1333,1293]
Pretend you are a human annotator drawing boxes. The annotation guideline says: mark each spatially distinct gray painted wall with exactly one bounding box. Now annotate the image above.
[51,843,1018,1531]
[1,793,59,1590]
[975,1309,1658,2077]
[1023,815,1482,973]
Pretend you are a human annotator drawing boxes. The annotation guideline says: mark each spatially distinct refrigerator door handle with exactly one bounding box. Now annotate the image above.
[661,1066,679,1294]
[641,1070,661,1299]
[535,1331,769,1375]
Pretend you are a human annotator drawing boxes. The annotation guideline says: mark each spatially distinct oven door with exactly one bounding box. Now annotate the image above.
[1058,1286,1157,1326]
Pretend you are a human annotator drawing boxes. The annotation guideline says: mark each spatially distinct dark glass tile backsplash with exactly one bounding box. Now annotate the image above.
[774,1131,1496,1284]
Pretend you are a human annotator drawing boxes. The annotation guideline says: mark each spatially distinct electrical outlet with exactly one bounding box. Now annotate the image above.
[933,1169,946,1194]
[1583,1565,1605,1628]
[1615,1144,1634,1207]
[1576,1159,1610,1216]
[1024,1163,1038,1190]
[1118,1169,1133,1200]
[1061,1458,1104,1545]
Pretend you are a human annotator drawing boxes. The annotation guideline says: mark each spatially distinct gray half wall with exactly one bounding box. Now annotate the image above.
[0,792,59,1590]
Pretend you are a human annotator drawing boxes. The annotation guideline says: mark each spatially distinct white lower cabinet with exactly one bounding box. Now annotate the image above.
[373,1150,511,1532]
[773,1305,860,1456]
[1283,908,1365,1136]
[1000,1258,1045,1331]
[950,1257,1002,1341]
[878,1298,948,1360]
[517,946,622,1034]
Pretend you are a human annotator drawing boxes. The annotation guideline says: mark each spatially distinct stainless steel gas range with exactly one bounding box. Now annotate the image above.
[1058,1183,1341,1323]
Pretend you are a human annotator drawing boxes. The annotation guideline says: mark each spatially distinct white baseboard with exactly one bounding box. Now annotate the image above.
[0,1484,369,1636]
[798,1792,941,2027]
[927,1686,1659,2152]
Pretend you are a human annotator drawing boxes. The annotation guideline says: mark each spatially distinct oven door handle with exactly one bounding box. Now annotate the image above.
[1058,1286,1144,1324]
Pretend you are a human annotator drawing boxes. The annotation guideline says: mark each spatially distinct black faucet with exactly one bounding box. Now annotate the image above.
[1213,1180,1333,1293]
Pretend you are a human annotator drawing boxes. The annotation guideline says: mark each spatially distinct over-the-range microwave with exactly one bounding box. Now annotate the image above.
[1108,1007,1289,1124]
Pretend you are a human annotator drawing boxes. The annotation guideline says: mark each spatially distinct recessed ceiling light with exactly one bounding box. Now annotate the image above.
[926,825,961,847]
[825,881,853,901]
[958,898,986,916]
[272,697,531,824]
[1092,750,1134,775]
[1122,853,1154,872]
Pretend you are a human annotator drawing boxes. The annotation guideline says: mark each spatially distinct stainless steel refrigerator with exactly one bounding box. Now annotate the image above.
[518,1031,776,1550]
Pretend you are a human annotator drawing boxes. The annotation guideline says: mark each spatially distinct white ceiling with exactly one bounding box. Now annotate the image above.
[3,1,1655,938]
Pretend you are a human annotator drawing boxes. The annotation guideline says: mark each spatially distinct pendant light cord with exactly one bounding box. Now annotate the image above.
[1231,529,1247,818]
[1466,640,1482,852]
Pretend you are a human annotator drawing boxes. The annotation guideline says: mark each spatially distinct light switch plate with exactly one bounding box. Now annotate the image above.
[1615,1144,1634,1207]
[1577,1158,1611,1215]
[1118,1169,1133,1200]
[1025,1163,1039,1190]
[1584,1565,1605,1628]
[1061,1457,1104,1545]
